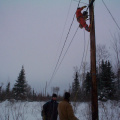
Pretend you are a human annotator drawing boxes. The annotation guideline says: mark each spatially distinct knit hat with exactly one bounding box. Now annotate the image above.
[64,92,70,100]
[52,93,57,98]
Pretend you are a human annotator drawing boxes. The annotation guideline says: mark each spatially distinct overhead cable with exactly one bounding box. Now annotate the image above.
[55,26,79,75]
[78,29,86,74]
[55,0,73,57]
[48,0,82,86]
[102,0,120,30]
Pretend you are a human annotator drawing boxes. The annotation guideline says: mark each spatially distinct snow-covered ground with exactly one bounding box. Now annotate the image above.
[0,100,120,120]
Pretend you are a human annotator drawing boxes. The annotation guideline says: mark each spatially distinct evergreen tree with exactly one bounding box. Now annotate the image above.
[6,82,10,99]
[99,60,115,100]
[106,61,115,99]
[98,60,106,100]
[71,72,80,101]
[116,68,120,99]
[83,72,91,94]
[13,66,27,100]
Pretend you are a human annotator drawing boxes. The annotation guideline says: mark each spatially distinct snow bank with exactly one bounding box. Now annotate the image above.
[0,100,120,120]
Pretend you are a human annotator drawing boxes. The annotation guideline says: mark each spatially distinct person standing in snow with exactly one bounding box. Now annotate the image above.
[58,92,79,120]
[41,93,58,120]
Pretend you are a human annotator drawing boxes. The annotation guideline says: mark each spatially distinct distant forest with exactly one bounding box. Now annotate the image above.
[0,42,120,102]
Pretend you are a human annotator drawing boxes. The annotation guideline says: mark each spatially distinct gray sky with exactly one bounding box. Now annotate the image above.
[0,0,120,95]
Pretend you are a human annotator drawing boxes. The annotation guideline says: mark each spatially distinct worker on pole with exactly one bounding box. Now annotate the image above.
[76,6,91,32]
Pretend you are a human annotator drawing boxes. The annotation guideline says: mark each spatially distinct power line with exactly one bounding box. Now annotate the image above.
[74,1,96,102]
[78,1,95,74]
[49,0,73,85]
[79,2,95,74]
[77,0,82,7]
[73,29,87,102]
[48,16,75,86]
[73,0,88,5]
[48,0,82,86]
[55,26,79,75]
[102,0,120,30]
[78,29,86,74]
[55,0,73,58]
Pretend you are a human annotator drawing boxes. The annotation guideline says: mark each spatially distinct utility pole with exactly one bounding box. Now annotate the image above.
[89,0,98,120]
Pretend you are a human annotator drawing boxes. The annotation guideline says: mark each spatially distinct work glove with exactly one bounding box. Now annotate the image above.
[83,6,87,8]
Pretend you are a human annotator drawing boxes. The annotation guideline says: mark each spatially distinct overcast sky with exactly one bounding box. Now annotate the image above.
[0,0,120,95]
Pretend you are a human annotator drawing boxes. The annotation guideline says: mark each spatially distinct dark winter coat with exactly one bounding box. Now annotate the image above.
[58,99,79,120]
[42,99,58,120]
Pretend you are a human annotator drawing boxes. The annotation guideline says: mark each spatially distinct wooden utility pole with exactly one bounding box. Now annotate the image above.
[89,0,99,120]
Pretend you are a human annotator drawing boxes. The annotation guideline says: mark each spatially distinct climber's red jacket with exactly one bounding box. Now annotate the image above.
[76,7,90,32]
[76,7,88,28]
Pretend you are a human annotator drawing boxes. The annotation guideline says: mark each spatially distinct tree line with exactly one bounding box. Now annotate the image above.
[70,41,120,101]
[0,66,62,101]
[0,59,119,102]
[70,60,120,102]
[0,33,120,102]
